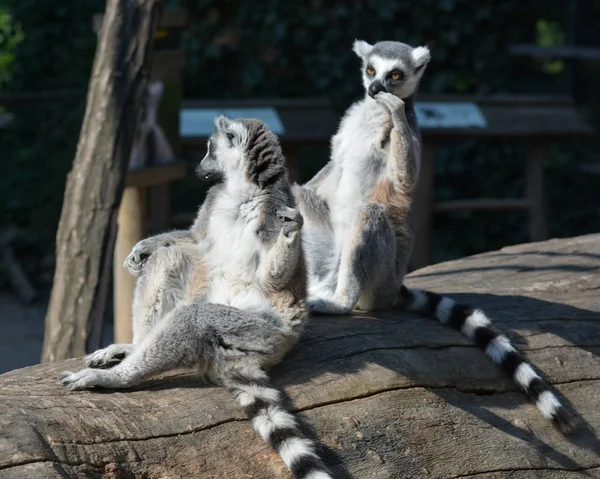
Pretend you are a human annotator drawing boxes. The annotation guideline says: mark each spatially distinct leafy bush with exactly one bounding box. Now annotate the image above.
[0,0,598,277]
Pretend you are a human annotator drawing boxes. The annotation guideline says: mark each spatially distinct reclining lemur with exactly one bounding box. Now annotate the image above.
[60,117,334,479]
[118,40,573,434]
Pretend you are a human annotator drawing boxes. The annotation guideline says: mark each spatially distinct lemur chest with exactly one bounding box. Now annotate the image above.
[324,109,392,230]
[203,194,269,311]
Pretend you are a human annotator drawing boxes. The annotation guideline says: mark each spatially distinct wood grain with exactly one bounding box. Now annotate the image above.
[4,234,600,478]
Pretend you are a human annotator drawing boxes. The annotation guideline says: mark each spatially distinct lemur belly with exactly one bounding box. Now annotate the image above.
[324,104,390,249]
[203,194,273,314]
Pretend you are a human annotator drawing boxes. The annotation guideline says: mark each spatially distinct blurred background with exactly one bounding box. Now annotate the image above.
[0,0,598,373]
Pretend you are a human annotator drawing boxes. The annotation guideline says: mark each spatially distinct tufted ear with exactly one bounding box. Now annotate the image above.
[214,115,232,133]
[412,46,431,70]
[353,39,373,58]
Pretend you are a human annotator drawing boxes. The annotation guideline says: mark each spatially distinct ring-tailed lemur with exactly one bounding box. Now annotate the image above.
[121,42,572,433]
[60,117,334,479]
[293,40,572,433]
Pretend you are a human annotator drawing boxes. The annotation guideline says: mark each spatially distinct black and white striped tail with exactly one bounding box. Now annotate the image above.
[396,285,573,434]
[224,365,334,479]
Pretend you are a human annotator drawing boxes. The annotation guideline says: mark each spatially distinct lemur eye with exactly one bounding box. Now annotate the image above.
[366,67,375,76]
[226,132,235,142]
[391,72,403,80]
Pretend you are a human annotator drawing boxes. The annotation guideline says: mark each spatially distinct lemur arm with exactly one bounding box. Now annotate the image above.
[377,93,421,193]
[258,207,303,290]
[125,230,196,274]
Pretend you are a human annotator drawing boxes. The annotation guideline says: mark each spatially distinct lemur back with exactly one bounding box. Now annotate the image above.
[61,117,333,479]
[294,39,573,433]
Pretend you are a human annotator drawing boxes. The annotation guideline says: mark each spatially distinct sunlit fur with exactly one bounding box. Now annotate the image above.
[62,117,334,478]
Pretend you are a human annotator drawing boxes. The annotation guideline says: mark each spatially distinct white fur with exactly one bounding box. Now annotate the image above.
[435,296,455,324]
[234,384,281,407]
[536,391,561,419]
[410,289,429,311]
[353,39,373,57]
[485,335,515,364]
[371,57,407,81]
[514,362,540,388]
[461,309,491,339]
[278,437,318,467]
[411,46,431,66]
[252,406,297,442]
[305,472,334,479]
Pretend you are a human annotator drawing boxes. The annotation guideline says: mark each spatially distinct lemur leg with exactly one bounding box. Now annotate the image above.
[308,203,395,314]
[86,245,201,369]
[125,230,196,274]
[61,303,285,391]
[259,207,303,290]
[374,91,420,193]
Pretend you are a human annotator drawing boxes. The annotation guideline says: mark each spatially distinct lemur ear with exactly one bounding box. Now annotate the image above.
[353,39,373,58]
[215,115,237,143]
[412,46,431,70]
[215,115,232,133]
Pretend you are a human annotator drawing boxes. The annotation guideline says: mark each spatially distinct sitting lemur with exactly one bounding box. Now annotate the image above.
[61,117,334,479]
[116,40,573,434]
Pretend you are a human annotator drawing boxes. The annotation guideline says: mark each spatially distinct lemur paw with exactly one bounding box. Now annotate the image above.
[308,297,354,315]
[85,344,133,369]
[125,238,170,275]
[277,206,303,238]
[60,368,106,390]
[374,91,405,114]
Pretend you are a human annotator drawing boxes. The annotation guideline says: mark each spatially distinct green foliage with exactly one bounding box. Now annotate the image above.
[0,7,24,91]
[0,0,598,276]
[535,18,565,74]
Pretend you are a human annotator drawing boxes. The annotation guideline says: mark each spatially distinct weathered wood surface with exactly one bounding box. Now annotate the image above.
[3,234,600,478]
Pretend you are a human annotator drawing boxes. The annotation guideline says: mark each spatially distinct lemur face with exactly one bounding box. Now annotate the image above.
[353,40,430,100]
[196,117,285,189]
[196,116,249,184]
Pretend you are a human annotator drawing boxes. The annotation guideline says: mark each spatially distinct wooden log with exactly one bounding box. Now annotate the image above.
[40,0,162,363]
[3,234,600,478]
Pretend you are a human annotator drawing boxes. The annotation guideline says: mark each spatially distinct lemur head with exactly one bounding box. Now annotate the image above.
[196,116,287,189]
[353,40,430,100]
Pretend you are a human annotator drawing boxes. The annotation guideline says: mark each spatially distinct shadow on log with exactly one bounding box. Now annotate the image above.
[2,235,600,478]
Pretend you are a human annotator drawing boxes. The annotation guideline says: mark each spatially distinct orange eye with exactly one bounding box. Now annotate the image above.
[366,67,375,75]
[391,73,401,80]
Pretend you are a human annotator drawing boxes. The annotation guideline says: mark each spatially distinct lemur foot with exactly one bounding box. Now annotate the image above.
[85,344,134,369]
[374,91,405,114]
[125,238,172,275]
[308,296,354,315]
[60,368,130,390]
[277,206,303,238]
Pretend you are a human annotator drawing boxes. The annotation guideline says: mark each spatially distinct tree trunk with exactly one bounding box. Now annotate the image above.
[41,0,162,363]
[5,235,600,478]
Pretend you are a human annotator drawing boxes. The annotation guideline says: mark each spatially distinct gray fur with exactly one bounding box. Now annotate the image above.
[299,40,573,432]
[61,118,333,478]
[296,39,428,314]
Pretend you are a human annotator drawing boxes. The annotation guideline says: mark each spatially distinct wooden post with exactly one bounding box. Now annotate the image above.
[410,142,435,270]
[526,144,547,242]
[41,0,162,363]
[113,187,147,343]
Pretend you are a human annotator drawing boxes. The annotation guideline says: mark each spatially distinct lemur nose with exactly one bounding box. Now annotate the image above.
[368,80,386,98]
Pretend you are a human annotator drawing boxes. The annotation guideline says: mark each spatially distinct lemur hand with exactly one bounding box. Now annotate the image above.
[374,91,405,115]
[277,206,303,238]
[125,237,171,275]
